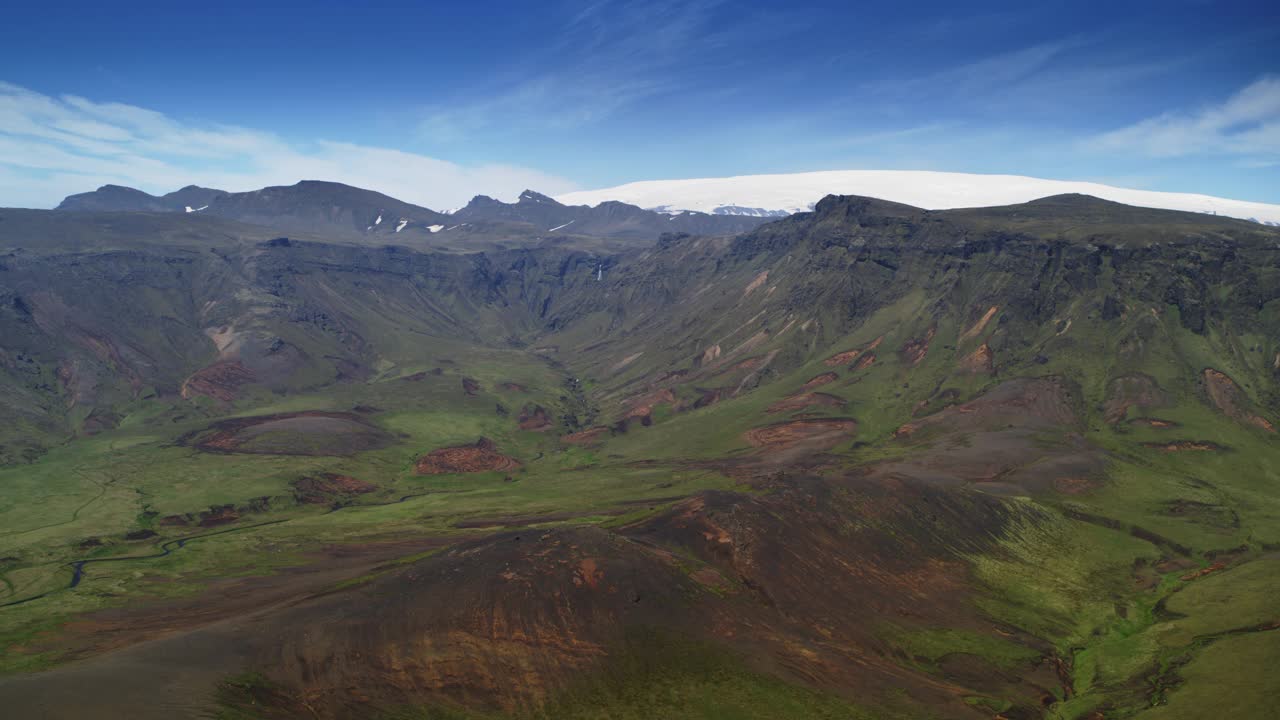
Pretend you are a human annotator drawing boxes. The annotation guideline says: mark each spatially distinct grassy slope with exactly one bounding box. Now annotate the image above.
[560,251,1280,718]
[0,345,737,673]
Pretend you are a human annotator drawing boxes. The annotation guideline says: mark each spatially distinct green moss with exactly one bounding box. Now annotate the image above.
[1138,631,1280,720]
[887,627,1041,671]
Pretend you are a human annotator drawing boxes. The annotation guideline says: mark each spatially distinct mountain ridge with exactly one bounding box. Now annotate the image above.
[450,188,767,238]
[56,184,230,213]
[51,180,768,245]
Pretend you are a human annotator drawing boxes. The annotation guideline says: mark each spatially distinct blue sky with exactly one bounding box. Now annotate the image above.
[1,0,1277,209]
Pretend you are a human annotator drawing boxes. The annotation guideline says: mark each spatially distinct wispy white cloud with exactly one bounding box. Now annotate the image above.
[0,82,576,209]
[910,40,1077,94]
[1086,75,1280,161]
[417,0,800,142]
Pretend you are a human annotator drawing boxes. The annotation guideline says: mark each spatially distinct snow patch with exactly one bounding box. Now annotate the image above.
[427,224,444,233]
[548,220,575,232]
[184,205,208,213]
[375,214,383,225]
[395,219,408,233]
[556,170,1280,226]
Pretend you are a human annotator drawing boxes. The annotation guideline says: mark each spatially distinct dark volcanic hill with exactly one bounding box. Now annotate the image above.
[198,180,450,237]
[56,181,450,240]
[56,184,229,213]
[450,189,768,238]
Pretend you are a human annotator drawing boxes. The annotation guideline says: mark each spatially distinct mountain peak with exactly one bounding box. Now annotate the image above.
[518,190,557,204]
[811,193,925,219]
[1024,193,1125,207]
[57,185,166,212]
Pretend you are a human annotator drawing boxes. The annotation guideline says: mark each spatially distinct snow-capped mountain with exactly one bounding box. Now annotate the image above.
[557,170,1280,226]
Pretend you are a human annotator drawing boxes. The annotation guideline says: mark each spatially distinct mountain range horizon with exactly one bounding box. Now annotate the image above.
[45,169,1280,229]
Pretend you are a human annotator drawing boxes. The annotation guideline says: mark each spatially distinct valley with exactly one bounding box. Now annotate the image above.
[1,188,1278,719]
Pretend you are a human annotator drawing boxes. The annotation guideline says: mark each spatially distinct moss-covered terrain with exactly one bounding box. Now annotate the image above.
[1,194,1279,718]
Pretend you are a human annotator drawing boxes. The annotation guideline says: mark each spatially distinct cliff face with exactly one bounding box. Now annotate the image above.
[4,194,1280,462]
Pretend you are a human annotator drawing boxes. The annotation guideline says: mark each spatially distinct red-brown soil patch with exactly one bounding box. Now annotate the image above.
[743,417,857,449]
[292,473,378,504]
[573,558,605,589]
[960,305,999,341]
[623,388,677,419]
[198,505,239,528]
[696,344,721,367]
[1203,368,1275,432]
[1103,374,1167,424]
[742,270,769,296]
[180,360,255,402]
[959,343,994,375]
[562,426,610,446]
[499,381,528,392]
[823,336,882,367]
[824,349,863,366]
[899,326,936,367]
[1180,562,1227,582]
[414,437,521,474]
[517,404,553,431]
[727,355,765,372]
[850,352,876,372]
[1143,440,1224,452]
[462,377,481,396]
[179,411,397,457]
[801,372,838,390]
[766,392,847,414]
[1129,417,1178,429]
